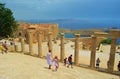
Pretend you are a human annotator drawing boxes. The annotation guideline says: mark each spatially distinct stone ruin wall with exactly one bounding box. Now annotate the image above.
[15,23,59,43]
[15,22,105,49]
[66,37,105,50]
[79,37,105,50]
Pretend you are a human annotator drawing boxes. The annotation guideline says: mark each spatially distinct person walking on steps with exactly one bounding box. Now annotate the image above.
[67,54,73,68]
[46,50,52,69]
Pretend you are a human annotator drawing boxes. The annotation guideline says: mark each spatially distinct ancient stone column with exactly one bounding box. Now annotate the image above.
[9,46,15,52]
[60,33,65,62]
[15,45,19,52]
[13,39,16,52]
[28,30,33,55]
[74,34,80,65]
[20,38,25,54]
[79,42,83,50]
[108,38,117,72]
[38,32,43,58]
[48,32,52,55]
[90,35,97,68]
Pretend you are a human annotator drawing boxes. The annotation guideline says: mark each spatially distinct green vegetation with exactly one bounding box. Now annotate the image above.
[97,38,112,51]
[100,38,111,44]
[0,3,18,38]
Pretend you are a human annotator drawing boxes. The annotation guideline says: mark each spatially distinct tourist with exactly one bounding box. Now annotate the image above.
[53,55,59,71]
[2,41,8,53]
[0,45,4,54]
[67,54,73,68]
[46,50,52,69]
[96,58,100,69]
[118,61,120,71]
[10,41,14,46]
[64,57,67,66]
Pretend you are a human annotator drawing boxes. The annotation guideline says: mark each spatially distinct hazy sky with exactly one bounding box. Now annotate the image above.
[1,0,120,21]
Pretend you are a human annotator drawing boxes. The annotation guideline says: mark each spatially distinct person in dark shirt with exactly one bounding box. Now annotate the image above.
[67,55,73,68]
[96,58,100,69]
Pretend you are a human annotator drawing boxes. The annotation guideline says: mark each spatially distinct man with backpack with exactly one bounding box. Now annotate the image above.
[67,54,73,68]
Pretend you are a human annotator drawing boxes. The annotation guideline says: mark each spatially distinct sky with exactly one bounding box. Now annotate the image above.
[0,0,120,21]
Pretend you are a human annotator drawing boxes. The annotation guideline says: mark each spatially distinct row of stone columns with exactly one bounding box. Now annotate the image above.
[90,35,117,72]
[60,33,117,72]
[19,30,52,58]
[19,30,117,72]
[23,31,80,65]
[60,33,100,67]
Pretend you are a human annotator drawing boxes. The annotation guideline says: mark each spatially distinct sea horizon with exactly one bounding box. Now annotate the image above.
[21,19,120,30]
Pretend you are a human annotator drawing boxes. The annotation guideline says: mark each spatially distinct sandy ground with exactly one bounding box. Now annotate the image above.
[0,53,119,79]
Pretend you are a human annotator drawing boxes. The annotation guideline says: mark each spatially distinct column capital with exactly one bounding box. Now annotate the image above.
[110,29,120,38]
[75,34,80,37]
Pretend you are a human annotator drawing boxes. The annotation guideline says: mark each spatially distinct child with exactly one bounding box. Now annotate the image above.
[64,57,67,66]
[53,56,59,71]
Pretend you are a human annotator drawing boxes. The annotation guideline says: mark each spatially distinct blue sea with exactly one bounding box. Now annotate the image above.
[59,33,120,44]
[25,19,120,30]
